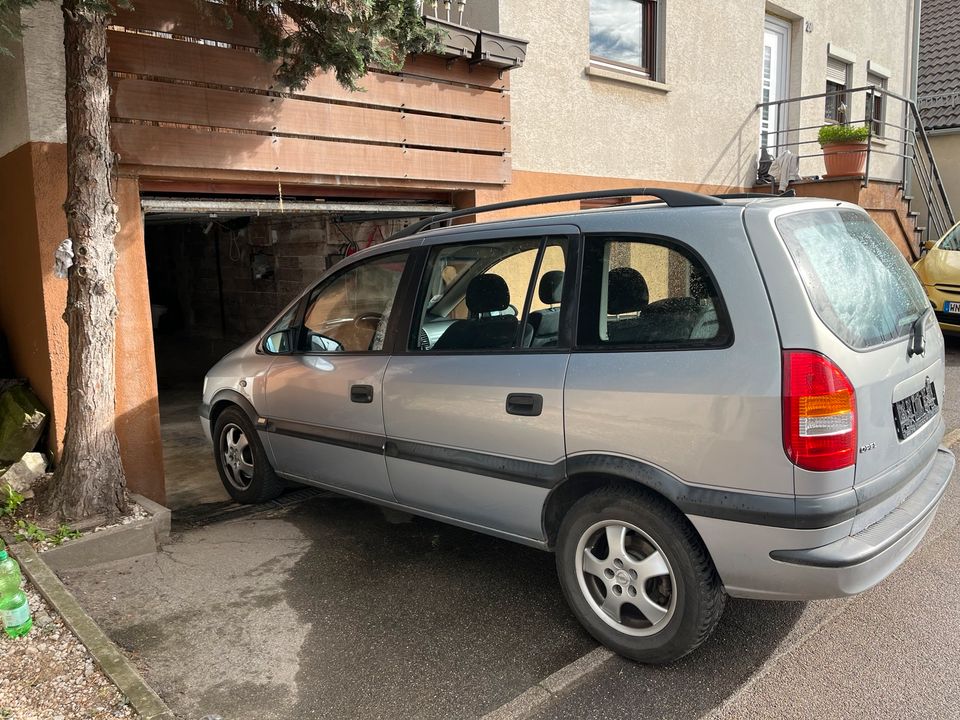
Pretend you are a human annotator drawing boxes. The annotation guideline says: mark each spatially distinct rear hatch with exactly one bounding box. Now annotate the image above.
[776,208,944,525]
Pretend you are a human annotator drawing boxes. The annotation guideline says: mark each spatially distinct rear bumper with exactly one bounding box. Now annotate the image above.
[690,446,954,600]
[770,447,952,568]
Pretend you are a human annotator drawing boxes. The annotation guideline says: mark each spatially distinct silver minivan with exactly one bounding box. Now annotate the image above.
[201,189,953,663]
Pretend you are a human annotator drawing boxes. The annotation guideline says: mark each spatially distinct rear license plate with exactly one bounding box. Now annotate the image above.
[943,301,960,314]
[893,378,939,440]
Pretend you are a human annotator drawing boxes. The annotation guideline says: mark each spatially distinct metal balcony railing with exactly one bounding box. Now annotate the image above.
[757,86,956,245]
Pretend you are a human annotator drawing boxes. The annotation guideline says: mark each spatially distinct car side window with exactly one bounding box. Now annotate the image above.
[299,251,409,353]
[410,237,569,351]
[577,236,731,348]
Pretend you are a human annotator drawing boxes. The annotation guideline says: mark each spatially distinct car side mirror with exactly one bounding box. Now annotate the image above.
[923,240,936,253]
[263,329,292,354]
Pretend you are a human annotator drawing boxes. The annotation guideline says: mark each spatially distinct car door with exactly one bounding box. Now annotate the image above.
[382,227,577,541]
[262,249,412,501]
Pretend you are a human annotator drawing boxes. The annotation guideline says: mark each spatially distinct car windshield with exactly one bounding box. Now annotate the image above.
[776,208,930,349]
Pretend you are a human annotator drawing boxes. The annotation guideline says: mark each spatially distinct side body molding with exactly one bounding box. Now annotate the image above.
[559,454,858,530]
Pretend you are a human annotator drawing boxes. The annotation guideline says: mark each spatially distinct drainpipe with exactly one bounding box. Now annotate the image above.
[905,0,921,198]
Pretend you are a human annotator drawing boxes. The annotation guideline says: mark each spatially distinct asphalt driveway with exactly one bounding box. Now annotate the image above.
[57,337,960,720]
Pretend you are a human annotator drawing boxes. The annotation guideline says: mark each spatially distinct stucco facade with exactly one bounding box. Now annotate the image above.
[928,132,960,226]
[500,0,916,187]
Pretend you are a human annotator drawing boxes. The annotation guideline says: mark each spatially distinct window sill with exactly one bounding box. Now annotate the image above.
[585,63,670,93]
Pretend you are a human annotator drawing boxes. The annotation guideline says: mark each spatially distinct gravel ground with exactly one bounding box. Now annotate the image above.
[0,576,137,720]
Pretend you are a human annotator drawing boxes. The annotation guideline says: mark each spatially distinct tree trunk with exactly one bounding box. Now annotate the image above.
[42,0,127,522]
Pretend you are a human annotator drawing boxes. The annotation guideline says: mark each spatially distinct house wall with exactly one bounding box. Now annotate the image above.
[0,144,65,452]
[0,12,29,157]
[499,0,916,188]
[928,132,960,225]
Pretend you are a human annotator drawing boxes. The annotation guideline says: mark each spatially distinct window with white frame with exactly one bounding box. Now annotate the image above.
[825,56,850,123]
[589,0,661,78]
[867,71,887,137]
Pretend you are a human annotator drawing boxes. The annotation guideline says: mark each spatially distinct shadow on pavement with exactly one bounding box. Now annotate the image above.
[279,495,595,719]
[943,334,960,365]
[528,597,808,720]
[276,495,806,720]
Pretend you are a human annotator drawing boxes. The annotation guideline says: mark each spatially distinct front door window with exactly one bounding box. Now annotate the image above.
[300,252,408,353]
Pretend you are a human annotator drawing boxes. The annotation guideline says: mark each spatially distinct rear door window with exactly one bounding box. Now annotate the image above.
[776,209,929,349]
[410,237,570,351]
[577,236,732,348]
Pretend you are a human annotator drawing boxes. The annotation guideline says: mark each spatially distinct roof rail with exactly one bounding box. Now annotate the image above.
[388,187,724,240]
[713,190,797,199]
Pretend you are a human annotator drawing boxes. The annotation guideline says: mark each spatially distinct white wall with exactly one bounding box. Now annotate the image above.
[500,0,916,188]
[0,11,30,157]
[0,3,65,158]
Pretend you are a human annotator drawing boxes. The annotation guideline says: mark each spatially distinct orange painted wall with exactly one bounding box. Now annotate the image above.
[0,142,165,504]
[114,177,165,504]
[458,169,747,220]
[0,143,67,455]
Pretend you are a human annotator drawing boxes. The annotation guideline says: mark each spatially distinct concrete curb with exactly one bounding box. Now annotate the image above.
[7,539,176,720]
[41,493,171,573]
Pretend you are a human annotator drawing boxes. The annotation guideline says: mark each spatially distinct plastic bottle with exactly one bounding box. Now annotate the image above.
[0,546,32,638]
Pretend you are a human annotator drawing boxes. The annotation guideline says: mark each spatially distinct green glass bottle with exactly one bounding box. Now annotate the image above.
[0,547,32,638]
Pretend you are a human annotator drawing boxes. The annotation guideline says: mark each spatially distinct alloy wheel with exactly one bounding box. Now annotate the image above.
[220,423,255,491]
[574,520,677,636]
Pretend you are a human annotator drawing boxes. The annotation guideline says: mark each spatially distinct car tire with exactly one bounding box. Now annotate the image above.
[213,406,284,504]
[555,487,726,664]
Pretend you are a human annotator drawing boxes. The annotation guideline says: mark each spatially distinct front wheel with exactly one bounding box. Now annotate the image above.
[213,406,284,504]
[555,488,726,664]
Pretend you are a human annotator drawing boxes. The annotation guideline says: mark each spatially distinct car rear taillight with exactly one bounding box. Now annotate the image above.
[782,350,857,472]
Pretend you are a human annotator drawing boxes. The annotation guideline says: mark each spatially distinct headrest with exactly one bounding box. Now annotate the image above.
[607,267,649,315]
[538,271,564,305]
[466,273,510,314]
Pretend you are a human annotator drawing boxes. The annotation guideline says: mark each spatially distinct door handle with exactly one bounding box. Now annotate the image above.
[506,393,543,417]
[351,384,374,404]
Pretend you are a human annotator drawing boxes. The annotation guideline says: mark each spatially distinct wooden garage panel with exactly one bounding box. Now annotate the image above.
[110,0,505,89]
[110,78,510,153]
[108,31,509,122]
[112,0,261,47]
[112,124,510,185]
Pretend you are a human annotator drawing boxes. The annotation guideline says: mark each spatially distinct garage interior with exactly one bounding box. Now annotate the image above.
[142,196,450,509]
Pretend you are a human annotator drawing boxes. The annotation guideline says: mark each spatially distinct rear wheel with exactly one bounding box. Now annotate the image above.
[555,488,726,664]
[213,406,283,504]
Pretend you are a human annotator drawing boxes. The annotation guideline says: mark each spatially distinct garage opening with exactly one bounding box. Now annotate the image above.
[142,196,450,510]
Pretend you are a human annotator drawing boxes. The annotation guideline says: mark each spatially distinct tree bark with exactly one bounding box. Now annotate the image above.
[42,0,127,522]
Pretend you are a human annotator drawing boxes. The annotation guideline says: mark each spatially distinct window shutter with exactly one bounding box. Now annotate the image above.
[827,57,848,85]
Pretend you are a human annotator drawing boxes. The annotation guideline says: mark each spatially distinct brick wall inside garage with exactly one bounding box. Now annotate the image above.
[147,213,406,349]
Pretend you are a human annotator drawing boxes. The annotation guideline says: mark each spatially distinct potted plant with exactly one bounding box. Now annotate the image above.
[818,124,870,177]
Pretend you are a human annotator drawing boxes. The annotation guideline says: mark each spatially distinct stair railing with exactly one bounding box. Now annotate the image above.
[757,86,956,250]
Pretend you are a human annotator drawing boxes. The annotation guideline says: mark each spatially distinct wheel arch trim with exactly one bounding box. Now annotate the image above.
[208,389,260,428]
[546,454,854,536]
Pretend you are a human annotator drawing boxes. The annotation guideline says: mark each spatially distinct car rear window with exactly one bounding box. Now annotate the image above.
[776,209,929,349]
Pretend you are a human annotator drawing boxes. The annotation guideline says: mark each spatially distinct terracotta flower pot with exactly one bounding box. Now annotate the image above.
[821,141,868,177]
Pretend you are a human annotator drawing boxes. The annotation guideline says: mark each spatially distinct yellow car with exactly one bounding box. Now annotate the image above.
[914,220,960,334]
